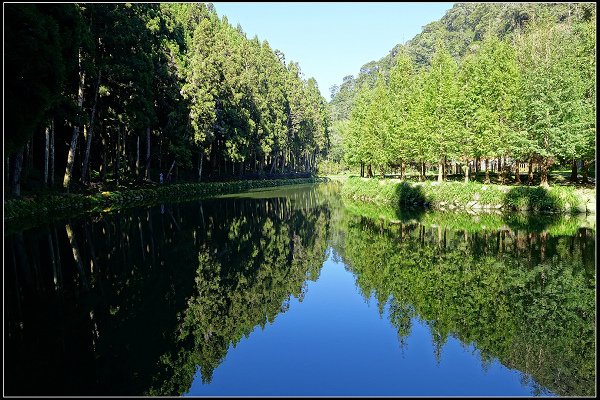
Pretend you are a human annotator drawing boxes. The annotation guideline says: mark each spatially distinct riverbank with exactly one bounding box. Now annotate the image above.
[342,197,596,236]
[341,176,595,214]
[4,177,328,228]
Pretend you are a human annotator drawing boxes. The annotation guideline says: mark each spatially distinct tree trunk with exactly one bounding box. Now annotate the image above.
[442,156,447,180]
[570,159,578,182]
[464,160,470,183]
[420,161,426,181]
[484,158,490,184]
[360,161,364,177]
[582,160,589,183]
[23,140,32,184]
[11,149,24,197]
[136,135,140,178]
[437,160,444,182]
[367,164,373,178]
[498,157,504,183]
[400,161,405,180]
[167,159,176,182]
[539,158,549,187]
[528,159,534,184]
[475,156,480,174]
[115,126,121,185]
[81,69,101,184]
[44,125,50,186]
[198,151,203,182]
[100,126,107,182]
[63,49,85,192]
[50,119,55,188]
[515,161,521,184]
[159,134,164,174]
[143,127,151,180]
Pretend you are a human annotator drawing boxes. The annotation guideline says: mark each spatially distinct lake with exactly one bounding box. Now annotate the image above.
[4,182,596,396]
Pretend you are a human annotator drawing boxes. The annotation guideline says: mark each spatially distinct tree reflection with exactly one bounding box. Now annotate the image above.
[335,212,595,397]
[148,194,329,394]
[4,183,594,396]
[4,186,329,396]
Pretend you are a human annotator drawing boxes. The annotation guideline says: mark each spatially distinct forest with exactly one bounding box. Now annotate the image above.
[4,3,596,199]
[327,3,596,186]
[5,3,329,197]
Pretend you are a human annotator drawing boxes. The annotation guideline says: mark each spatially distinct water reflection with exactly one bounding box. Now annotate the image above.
[4,183,596,396]
[5,188,330,396]
[334,210,595,397]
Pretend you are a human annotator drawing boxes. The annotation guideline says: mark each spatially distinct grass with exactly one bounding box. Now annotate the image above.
[342,197,594,236]
[341,176,591,214]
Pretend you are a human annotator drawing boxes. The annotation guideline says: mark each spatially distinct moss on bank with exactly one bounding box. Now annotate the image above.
[4,177,328,228]
[341,176,593,214]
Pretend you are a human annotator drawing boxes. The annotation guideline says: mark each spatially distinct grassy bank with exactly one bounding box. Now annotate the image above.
[342,198,595,236]
[341,176,594,214]
[4,177,328,228]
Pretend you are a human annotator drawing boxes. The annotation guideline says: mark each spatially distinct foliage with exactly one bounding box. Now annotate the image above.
[327,3,595,184]
[5,3,330,197]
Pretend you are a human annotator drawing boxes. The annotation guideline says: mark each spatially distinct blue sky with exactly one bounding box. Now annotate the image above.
[212,2,454,100]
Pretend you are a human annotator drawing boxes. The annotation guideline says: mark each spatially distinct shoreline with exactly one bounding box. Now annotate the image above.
[340,176,595,215]
[4,177,328,231]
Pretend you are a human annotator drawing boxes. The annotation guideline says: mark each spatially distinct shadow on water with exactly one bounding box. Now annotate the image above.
[4,187,330,396]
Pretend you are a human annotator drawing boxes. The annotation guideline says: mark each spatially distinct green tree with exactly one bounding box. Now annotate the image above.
[422,41,461,182]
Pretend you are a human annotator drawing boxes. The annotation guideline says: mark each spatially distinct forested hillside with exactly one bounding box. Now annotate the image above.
[327,2,596,184]
[5,3,329,197]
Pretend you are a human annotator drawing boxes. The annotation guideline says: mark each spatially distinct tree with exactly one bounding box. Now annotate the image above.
[421,41,461,182]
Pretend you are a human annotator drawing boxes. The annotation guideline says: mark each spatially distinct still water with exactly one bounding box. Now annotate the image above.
[4,183,596,396]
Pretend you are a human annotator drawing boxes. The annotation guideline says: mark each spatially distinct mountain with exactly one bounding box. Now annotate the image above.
[328,2,596,121]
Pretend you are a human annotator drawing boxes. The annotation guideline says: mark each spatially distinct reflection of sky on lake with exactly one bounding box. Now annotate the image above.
[186,249,553,397]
